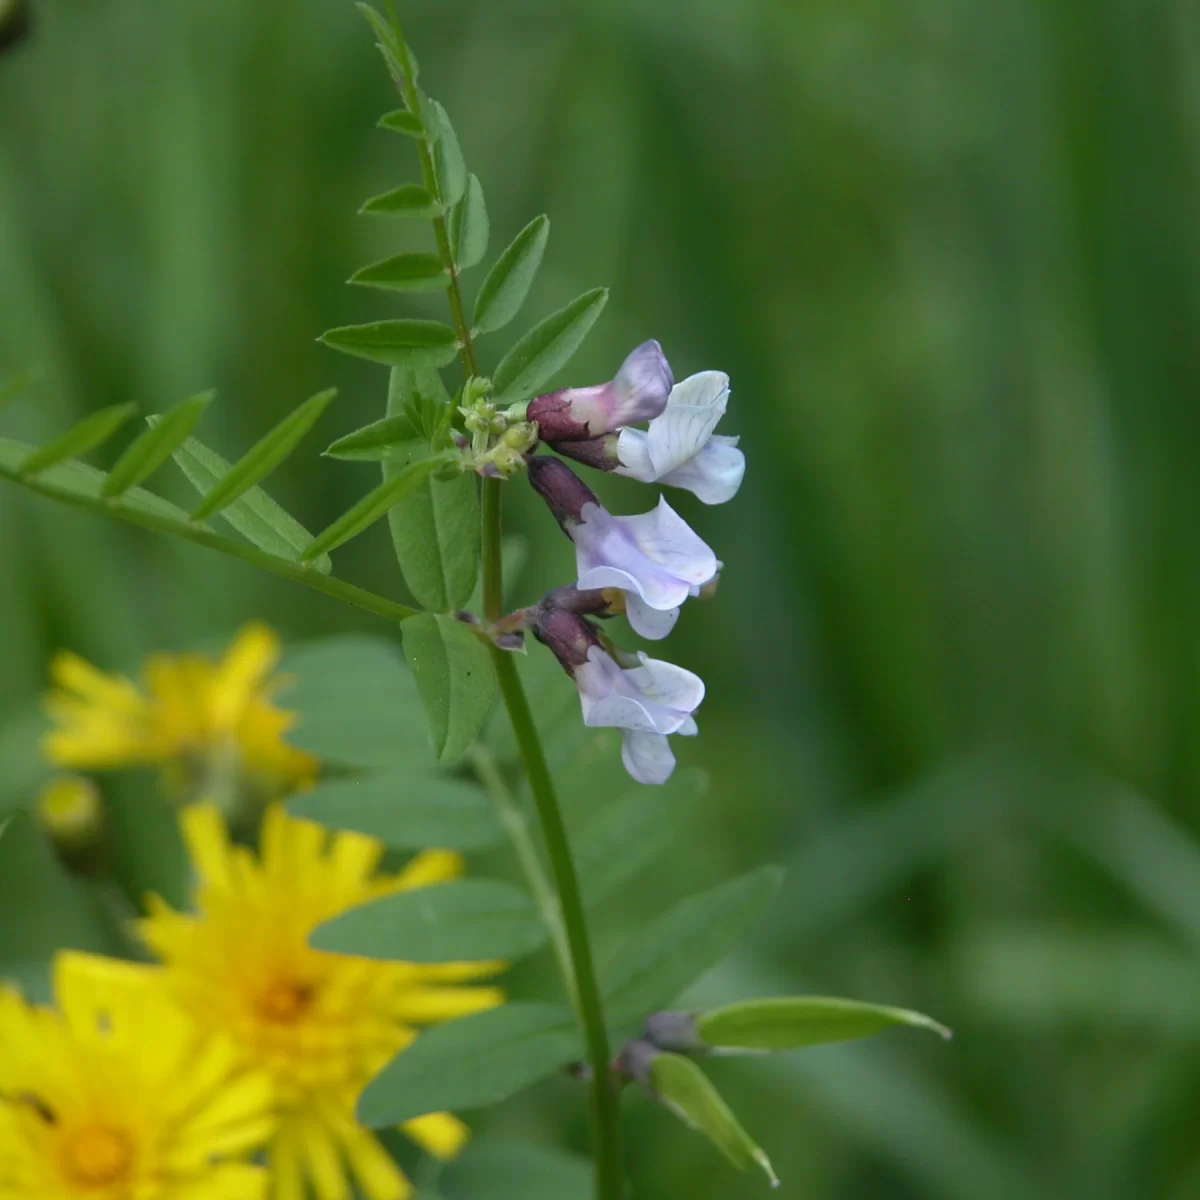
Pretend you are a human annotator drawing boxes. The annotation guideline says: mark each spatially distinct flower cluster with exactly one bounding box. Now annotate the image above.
[25,629,502,1200]
[521,342,743,785]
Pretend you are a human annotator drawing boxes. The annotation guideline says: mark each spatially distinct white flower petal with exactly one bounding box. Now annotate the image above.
[645,372,730,478]
[627,653,706,713]
[659,435,745,505]
[571,501,714,612]
[613,427,656,483]
[584,693,667,733]
[615,498,719,587]
[676,715,699,737]
[621,730,677,785]
[625,594,680,641]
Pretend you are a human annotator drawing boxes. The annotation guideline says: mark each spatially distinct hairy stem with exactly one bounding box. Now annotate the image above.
[392,24,624,1193]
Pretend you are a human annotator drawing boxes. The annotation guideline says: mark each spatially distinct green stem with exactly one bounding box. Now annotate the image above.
[468,743,574,996]
[390,25,624,1193]
[490,645,624,1200]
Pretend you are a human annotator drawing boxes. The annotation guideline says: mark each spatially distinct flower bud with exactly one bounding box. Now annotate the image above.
[540,585,618,617]
[526,456,601,530]
[35,775,107,873]
[528,341,673,442]
[553,434,621,472]
[643,1010,705,1054]
[615,1037,661,1090]
[533,606,603,673]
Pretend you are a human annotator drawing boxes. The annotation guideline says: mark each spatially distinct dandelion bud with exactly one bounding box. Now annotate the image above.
[528,341,673,442]
[35,774,107,873]
[526,456,601,530]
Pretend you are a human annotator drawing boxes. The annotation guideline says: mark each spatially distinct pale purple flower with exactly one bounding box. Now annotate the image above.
[614,371,745,504]
[575,646,704,784]
[573,498,718,641]
[528,341,674,442]
[526,458,719,641]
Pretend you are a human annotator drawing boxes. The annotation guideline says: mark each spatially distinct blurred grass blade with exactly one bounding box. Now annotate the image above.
[101,391,212,498]
[649,1053,778,1185]
[450,174,489,269]
[321,320,459,367]
[492,288,608,405]
[360,184,441,218]
[19,403,136,477]
[0,364,40,411]
[473,216,549,335]
[432,100,466,206]
[300,453,451,562]
[168,433,333,573]
[378,109,425,138]
[190,389,335,521]
[323,413,418,461]
[697,996,951,1052]
[349,253,449,293]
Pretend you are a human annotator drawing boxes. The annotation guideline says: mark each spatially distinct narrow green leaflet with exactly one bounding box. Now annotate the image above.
[19,403,135,477]
[350,253,449,293]
[450,174,488,269]
[356,2,407,82]
[378,109,425,138]
[357,1002,580,1127]
[282,635,429,768]
[575,770,706,906]
[0,438,413,620]
[288,771,502,850]
[649,1053,778,1186]
[473,216,549,335]
[300,453,450,563]
[360,184,441,219]
[324,413,418,461]
[439,1141,593,1200]
[168,433,334,574]
[492,288,608,405]
[602,866,785,1028]
[431,100,466,206]
[402,613,496,762]
[312,879,547,963]
[385,367,479,610]
[101,392,212,498]
[0,813,126,1001]
[190,389,335,522]
[321,320,459,368]
[697,995,952,1051]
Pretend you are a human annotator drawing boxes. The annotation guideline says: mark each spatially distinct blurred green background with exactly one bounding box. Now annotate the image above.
[4,0,1200,1196]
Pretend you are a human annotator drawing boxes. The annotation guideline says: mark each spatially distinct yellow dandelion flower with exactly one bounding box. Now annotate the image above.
[42,623,317,803]
[0,950,275,1200]
[138,804,505,1200]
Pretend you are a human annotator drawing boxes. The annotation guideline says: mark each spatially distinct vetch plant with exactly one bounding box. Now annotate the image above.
[0,7,949,1197]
